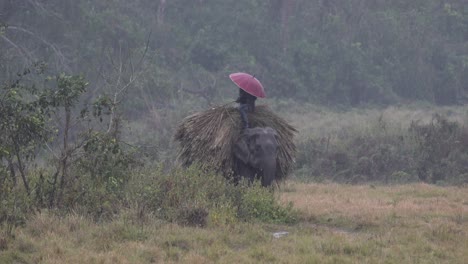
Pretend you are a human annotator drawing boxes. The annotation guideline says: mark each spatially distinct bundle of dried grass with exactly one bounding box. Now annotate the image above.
[174,104,297,181]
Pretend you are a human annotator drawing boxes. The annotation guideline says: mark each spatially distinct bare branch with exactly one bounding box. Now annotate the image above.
[7,25,71,71]
[0,35,33,64]
[43,142,60,160]
[104,31,152,134]
[25,0,63,21]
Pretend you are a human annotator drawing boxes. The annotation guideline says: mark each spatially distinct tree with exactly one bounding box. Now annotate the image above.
[0,63,50,194]
[46,74,88,206]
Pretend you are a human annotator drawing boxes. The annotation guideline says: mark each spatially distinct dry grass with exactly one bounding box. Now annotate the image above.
[281,182,468,263]
[281,182,467,223]
[174,104,297,180]
[2,183,467,263]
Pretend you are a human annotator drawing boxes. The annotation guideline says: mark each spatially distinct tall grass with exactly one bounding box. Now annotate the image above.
[282,103,468,184]
[126,164,297,226]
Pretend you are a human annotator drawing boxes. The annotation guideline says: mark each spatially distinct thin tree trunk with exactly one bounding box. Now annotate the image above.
[14,144,30,195]
[57,107,70,206]
[48,168,60,208]
[6,157,16,186]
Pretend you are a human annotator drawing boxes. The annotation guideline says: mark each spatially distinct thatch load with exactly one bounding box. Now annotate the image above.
[174,104,297,181]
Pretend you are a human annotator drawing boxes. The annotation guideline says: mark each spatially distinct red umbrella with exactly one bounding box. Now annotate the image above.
[229,72,266,98]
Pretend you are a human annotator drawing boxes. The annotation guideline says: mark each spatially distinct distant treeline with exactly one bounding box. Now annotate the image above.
[1,0,467,107]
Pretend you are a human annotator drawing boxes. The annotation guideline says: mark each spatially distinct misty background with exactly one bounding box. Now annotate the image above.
[1,1,467,186]
[2,0,467,107]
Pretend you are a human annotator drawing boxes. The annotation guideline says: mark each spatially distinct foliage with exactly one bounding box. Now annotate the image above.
[295,110,468,185]
[0,181,31,236]
[410,114,468,184]
[128,164,297,226]
[237,182,297,224]
[0,67,140,225]
[55,131,140,219]
[296,132,411,183]
[1,1,467,107]
[46,74,88,109]
[0,64,51,193]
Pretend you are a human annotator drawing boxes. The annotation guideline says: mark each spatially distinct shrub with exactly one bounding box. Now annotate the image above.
[237,181,297,224]
[388,171,419,184]
[410,114,468,184]
[0,180,32,236]
[128,164,297,226]
[295,111,467,185]
[296,133,411,183]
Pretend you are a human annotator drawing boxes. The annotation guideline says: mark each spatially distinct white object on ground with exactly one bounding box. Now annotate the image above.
[273,231,289,238]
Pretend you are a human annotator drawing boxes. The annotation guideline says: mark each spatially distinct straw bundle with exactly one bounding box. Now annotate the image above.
[174,105,297,180]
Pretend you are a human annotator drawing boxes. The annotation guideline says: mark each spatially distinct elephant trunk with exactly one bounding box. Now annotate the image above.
[260,157,277,187]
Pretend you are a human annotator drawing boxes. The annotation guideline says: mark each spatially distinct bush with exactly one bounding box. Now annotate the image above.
[295,112,467,185]
[296,134,411,183]
[128,164,297,226]
[0,180,32,236]
[410,114,468,184]
[388,171,419,184]
[237,182,297,224]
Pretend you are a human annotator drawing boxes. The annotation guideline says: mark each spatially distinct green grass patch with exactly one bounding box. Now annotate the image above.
[128,164,298,226]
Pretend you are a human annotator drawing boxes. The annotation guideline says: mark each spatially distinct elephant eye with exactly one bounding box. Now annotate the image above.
[265,145,275,153]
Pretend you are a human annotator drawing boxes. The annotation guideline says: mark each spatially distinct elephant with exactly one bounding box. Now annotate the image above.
[232,127,279,187]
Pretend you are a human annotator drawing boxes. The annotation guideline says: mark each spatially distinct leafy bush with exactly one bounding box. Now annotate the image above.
[54,132,141,219]
[388,171,419,184]
[295,113,468,185]
[0,180,32,236]
[128,164,297,226]
[237,182,297,224]
[410,114,468,184]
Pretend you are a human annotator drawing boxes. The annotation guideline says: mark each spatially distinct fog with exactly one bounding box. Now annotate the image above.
[1,0,467,109]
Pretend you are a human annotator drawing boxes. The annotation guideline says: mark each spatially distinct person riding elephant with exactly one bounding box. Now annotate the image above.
[236,88,257,129]
[229,72,266,129]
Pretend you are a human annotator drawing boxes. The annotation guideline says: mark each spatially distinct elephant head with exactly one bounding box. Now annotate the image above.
[233,127,279,187]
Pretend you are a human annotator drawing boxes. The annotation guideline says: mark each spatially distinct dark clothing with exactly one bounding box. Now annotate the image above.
[236,89,257,112]
[239,104,250,129]
[236,89,257,129]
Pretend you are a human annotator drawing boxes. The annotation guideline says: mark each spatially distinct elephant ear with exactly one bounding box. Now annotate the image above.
[265,127,279,144]
[233,137,250,164]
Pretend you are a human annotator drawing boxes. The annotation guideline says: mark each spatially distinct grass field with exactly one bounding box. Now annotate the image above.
[1,182,467,263]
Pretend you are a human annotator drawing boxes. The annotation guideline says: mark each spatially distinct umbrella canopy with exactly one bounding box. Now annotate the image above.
[229,72,266,98]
